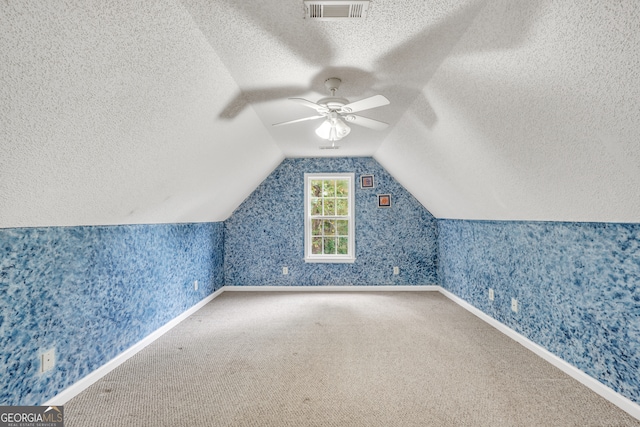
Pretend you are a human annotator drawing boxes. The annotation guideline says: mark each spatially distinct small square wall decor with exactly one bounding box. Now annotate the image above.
[361,174,374,189]
[378,194,391,208]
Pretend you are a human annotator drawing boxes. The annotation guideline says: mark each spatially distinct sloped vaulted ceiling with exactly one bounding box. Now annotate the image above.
[1,0,639,228]
[376,1,640,222]
[0,1,284,227]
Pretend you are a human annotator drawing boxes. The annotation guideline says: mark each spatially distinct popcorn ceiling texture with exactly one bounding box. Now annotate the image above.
[2,0,640,225]
[377,1,640,222]
[0,0,282,228]
[0,222,224,406]
[438,219,640,404]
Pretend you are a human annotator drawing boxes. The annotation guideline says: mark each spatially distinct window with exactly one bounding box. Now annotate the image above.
[304,173,355,263]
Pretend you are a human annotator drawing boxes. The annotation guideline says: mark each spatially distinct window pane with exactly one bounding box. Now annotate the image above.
[337,237,348,254]
[312,237,322,254]
[324,199,335,216]
[323,237,336,254]
[336,220,348,236]
[311,198,323,215]
[311,219,323,235]
[323,180,336,197]
[311,181,323,197]
[305,174,354,261]
[336,199,348,215]
[336,180,349,197]
[323,220,336,235]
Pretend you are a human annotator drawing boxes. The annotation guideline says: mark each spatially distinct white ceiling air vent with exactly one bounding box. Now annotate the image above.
[304,1,370,20]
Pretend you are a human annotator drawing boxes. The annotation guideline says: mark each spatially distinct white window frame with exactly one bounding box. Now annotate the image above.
[304,173,356,263]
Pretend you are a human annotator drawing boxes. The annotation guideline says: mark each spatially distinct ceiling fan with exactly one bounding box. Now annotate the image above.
[272,77,390,142]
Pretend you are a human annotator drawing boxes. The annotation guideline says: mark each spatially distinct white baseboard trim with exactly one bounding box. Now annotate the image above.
[42,284,640,421]
[43,285,432,405]
[43,287,225,406]
[223,285,440,292]
[438,287,640,421]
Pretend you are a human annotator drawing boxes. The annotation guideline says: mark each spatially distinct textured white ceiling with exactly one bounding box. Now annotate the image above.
[1,0,639,227]
[0,1,283,227]
[376,0,640,222]
[181,0,484,156]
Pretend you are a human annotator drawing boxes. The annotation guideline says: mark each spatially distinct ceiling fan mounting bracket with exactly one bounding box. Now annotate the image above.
[324,77,342,94]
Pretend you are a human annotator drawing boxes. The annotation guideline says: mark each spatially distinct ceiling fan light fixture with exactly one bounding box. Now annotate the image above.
[315,116,351,141]
[334,117,351,138]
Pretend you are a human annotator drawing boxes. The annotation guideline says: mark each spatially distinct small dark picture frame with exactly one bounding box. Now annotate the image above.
[378,194,391,208]
[360,174,374,189]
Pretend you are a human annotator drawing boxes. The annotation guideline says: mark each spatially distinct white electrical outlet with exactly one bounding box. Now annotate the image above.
[194,280,198,290]
[282,267,289,275]
[393,266,399,275]
[488,288,494,301]
[511,298,518,313]
[41,348,55,373]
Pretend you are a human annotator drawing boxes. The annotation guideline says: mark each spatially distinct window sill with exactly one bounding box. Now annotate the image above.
[304,257,356,264]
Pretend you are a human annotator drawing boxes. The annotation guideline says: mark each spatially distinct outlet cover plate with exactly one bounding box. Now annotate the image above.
[41,348,55,373]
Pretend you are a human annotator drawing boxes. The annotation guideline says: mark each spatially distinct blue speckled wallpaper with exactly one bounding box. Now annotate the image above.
[0,222,224,405]
[438,219,640,404]
[224,158,438,286]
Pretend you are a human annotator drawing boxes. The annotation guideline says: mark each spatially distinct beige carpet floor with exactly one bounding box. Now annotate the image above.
[65,291,640,426]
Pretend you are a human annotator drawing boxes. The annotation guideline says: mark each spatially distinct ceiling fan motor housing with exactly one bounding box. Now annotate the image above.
[317,97,349,110]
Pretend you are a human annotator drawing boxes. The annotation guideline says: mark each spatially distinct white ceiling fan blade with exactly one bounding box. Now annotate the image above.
[272,115,325,127]
[289,98,329,113]
[339,94,390,113]
[345,115,389,131]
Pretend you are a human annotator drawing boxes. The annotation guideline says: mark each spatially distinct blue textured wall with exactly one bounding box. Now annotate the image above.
[8,161,638,410]
[438,219,640,404]
[0,222,224,405]
[224,158,438,286]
